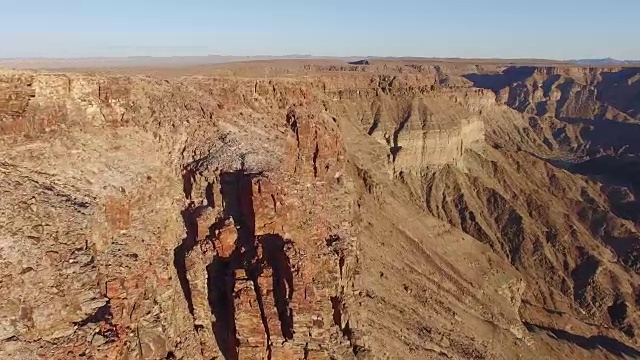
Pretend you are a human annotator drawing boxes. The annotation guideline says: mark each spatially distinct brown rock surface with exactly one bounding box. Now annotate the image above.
[1,62,640,359]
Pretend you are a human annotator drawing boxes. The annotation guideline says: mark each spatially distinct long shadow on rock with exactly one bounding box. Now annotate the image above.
[173,205,199,316]
[259,234,295,340]
[204,170,259,360]
[524,322,640,358]
[558,117,640,156]
[207,170,267,359]
[207,258,238,360]
[571,154,640,224]
[173,244,194,316]
[597,68,640,119]
[463,66,537,91]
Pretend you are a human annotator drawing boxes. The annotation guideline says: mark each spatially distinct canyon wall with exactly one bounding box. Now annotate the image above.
[1,64,639,359]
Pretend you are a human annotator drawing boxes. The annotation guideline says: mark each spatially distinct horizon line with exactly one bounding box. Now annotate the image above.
[0,54,636,62]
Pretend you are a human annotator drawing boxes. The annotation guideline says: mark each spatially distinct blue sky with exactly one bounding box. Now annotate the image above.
[1,0,638,59]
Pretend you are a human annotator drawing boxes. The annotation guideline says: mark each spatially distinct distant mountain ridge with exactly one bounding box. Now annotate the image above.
[569,57,640,65]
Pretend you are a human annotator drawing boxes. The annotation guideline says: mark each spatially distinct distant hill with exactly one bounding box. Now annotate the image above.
[569,57,639,66]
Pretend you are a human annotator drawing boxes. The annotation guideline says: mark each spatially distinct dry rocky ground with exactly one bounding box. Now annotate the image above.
[1,60,640,359]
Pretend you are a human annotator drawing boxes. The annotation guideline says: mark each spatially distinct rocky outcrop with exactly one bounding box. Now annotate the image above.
[0,70,357,359]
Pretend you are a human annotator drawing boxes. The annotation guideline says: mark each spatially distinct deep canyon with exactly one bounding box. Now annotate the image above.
[1,61,640,359]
